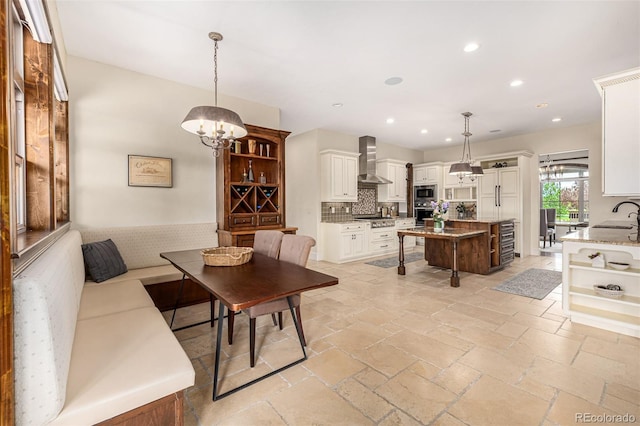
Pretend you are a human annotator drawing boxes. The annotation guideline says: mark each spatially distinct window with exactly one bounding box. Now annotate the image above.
[539,151,589,223]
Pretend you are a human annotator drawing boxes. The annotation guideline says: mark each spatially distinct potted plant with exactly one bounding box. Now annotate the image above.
[430,200,449,232]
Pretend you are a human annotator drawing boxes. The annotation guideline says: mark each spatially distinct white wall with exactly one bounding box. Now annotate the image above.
[67,56,280,228]
[422,121,633,254]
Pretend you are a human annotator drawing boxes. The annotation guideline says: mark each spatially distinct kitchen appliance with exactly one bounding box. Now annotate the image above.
[355,218,396,228]
[357,136,393,184]
[414,184,437,225]
[415,184,437,199]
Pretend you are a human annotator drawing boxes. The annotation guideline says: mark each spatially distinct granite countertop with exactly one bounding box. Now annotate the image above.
[398,227,487,238]
[431,217,515,223]
[561,227,640,246]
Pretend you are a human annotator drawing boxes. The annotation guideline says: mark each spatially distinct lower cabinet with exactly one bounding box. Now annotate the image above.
[320,223,367,263]
[369,227,396,254]
[562,240,640,337]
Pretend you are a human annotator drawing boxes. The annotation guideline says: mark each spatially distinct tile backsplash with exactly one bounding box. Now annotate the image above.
[352,188,377,215]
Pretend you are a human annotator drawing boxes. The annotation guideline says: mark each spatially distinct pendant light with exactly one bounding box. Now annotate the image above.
[181,32,247,157]
[449,112,483,180]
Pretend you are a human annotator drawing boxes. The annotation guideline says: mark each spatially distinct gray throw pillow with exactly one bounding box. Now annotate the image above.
[81,239,128,283]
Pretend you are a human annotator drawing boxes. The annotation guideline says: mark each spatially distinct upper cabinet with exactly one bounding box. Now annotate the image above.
[320,150,360,202]
[413,163,442,186]
[377,159,407,202]
[593,68,640,197]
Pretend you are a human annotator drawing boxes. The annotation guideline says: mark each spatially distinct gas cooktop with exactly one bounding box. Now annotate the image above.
[355,217,396,228]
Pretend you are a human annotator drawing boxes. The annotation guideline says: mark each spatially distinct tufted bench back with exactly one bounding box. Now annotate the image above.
[79,222,219,270]
[13,230,86,425]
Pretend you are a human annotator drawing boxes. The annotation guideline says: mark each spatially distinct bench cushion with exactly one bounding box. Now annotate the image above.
[50,307,195,426]
[78,279,155,320]
[85,264,184,286]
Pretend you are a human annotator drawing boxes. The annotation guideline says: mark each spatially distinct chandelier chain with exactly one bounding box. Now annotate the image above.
[213,38,218,107]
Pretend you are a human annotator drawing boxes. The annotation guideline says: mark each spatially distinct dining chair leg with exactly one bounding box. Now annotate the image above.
[228,311,235,345]
[277,312,283,330]
[271,313,278,326]
[250,317,257,368]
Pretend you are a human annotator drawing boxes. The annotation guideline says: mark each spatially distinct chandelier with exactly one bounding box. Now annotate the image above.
[448,112,483,182]
[181,32,247,157]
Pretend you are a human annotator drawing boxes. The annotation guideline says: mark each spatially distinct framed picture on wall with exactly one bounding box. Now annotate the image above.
[128,155,173,188]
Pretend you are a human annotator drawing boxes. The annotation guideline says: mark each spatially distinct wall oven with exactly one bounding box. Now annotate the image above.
[414,207,434,225]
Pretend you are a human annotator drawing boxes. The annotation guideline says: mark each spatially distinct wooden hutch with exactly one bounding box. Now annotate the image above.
[216,124,297,247]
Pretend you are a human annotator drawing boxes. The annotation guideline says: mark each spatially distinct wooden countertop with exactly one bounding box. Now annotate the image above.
[561,227,640,246]
[398,227,487,239]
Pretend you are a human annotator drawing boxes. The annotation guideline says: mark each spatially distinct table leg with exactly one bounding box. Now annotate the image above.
[212,303,226,401]
[398,234,406,275]
[450,239,460,288]
[288,296,308,358]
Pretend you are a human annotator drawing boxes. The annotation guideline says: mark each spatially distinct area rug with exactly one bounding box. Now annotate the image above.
[365,251,423,268]
[492,268,562,300]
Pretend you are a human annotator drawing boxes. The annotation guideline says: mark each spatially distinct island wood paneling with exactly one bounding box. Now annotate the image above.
[23,27,54,231]
[1,0,15,422]
[423,219,512,274]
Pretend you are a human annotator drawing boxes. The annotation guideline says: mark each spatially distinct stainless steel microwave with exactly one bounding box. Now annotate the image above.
[415,185,436,200]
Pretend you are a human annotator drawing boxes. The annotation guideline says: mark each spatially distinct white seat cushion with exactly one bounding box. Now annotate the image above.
[85,264,184,286]
[78,279,155,320]
[50,307,195,425]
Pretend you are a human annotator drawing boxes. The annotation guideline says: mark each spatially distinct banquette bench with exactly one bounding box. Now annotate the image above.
[79,222,219,310]
[13,223,219,425]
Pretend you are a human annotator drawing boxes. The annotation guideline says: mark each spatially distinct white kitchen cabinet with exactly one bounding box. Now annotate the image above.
[320,222,367,263]
[320,150,360,202]
[478,167,521,252]
[593,68,640,197]
[377,159,407,202]
[413,163,442,186]
[395,218,416,249]
[368,226,397,254]
[562,239,640,337]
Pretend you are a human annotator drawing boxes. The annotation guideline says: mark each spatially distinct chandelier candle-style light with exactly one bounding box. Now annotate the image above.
[181,32,247,157]
[448,112,483,182]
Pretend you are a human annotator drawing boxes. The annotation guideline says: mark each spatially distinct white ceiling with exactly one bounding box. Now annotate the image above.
[53,1,640,150]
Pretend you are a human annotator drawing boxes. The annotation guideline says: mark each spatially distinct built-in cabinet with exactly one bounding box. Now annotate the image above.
[413,163,442,186]
[478,166,521,253]
[216,125,297,247]
[320,222,367,263]
[377,159,407,202]
[320,218,416,263]
[593,67,640,197]
[562,240,640,337]
[320,150,360,202]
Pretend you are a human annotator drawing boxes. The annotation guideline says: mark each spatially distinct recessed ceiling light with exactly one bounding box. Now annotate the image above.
[510,79,524,87]
[489,129,501,133]
[384,77,403,85]
[421,129,428,134]
[463,42,480,53]
[536,103,548,109]
[386,117,395,124]
[445,137,452,142]
[552,117,562,122]
[332,103,343,108]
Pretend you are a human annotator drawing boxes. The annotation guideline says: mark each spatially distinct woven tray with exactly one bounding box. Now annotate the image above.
[201,247,253,267]
[593,285,624,298]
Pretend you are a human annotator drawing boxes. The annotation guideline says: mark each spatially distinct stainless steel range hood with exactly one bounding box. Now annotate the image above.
[358,136,392,184]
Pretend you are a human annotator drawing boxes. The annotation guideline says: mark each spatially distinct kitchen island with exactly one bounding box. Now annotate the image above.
[561,226,640,337]
[419,217,516,275]
[397,227,486,287]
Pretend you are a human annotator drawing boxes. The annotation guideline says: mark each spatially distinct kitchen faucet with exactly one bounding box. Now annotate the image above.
[612,201,640,228]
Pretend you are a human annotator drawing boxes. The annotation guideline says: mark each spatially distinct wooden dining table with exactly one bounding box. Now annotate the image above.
[160,249,339,400]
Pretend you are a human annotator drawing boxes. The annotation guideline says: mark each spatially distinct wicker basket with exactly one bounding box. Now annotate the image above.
[201,247,253,267]
[593,285,624,298]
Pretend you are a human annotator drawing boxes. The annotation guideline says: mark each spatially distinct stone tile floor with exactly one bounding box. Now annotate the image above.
[164,250,639,425]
